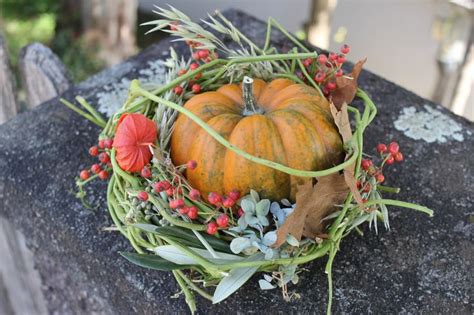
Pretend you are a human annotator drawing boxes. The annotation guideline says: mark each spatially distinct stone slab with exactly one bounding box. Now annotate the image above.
[0,9,472,314]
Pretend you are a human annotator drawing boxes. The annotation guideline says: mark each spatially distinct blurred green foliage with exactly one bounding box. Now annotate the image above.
[3,14,56,65]
[1,0,105,82]
[0,0,59,19]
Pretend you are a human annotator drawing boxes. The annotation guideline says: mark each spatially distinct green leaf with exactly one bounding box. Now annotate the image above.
[133,224,232,253]
[212,253,264,304]
[155,245,244,265]
[120,252,191,271]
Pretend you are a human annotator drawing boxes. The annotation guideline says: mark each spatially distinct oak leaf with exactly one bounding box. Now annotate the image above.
[331,58,366,110]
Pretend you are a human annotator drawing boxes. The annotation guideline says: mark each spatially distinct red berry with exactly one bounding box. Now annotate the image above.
[89,146,99,156]
[375,173,385,183]
[356,180,362,189]
[302,58,313,67]
[329,52,337,62]
[394,152,404,162]
[388,142,399,155]
[138,191,149,201]
[340,44,350,54]
[91,164,101,174]
[169,199,185,209]
[192,52,200,60]
[326,81,337,90]
[228,189,241,201]
[208,192,223,206]
[189,63,199,70]
[98,170,109,180]
[191,84,201,93]
[216,214,229,228]
[361,159,373,170]
[179,206,189,215]
[194,72,202,80]
[377,143,388,154]
[98,152,110,164]
[386,156,395,165]
[141,166,152,178]
[80,170,90,180]
[166,188,174,197]
[98,139,105,149]
[322,87,330,96]
[317,54,327,65]
[363,183,371,193]
[104,139,113,149]
[335,69,344,77]
[173,86,183,95]
[206,221,218,235]
[198,49,209,59]
[189,188,201,200]
[222,197,235,208]
[187,206,198,219]
[337,54,346,64]
[314,71,326,83]
[187,160,198,170]
[178,69,187,76]
[153,182,163,193]
[161,180,172,190]
[237,207,244,217]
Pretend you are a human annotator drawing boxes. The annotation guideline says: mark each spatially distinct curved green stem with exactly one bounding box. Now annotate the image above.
[363,199,433,217]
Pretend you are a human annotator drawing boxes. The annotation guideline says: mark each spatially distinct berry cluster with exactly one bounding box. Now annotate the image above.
[357,141,405,202]
[297,44,351,96]
[169,22,219,97]
[133,157,241,235]
[205,189,242,234]
[79,138,114,181]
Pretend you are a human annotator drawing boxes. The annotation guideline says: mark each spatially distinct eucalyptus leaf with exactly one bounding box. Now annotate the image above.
[262,231,277,246]
[120,252,191,271]
[245,213,260,225]
[212,253,264,304]
[230,237,252,254]
[241,199,255,213]
[258,279,276,290]
[250,190,260,203]
[286,234,300,247]
[258,215,269,227]
[256,199,270,217]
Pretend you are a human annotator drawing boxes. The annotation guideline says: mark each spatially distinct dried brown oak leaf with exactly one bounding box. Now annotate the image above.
[331,58,366,110]
[273,102,364,247]
[330,102,365,207]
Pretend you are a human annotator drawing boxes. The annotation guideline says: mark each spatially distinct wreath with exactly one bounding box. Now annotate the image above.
[62,6,433,314]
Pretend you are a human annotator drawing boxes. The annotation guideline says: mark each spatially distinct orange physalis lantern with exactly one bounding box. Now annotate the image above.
[113,113,158,172]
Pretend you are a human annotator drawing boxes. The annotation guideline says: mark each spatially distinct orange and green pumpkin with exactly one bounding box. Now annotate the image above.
[170,77,343,202]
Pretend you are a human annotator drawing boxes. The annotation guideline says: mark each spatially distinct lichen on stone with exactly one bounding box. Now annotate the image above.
[96,60,167,117]
[394,105,465,143]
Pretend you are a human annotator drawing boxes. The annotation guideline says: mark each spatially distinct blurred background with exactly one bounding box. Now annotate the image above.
[0,0,472,119]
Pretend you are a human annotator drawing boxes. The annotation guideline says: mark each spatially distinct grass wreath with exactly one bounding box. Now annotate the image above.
[62,6,433,314]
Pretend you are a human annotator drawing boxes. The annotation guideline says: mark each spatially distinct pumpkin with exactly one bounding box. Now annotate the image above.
[170,77,343,201]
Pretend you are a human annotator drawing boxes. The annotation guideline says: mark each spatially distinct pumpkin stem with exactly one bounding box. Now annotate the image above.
[242,76,263,115]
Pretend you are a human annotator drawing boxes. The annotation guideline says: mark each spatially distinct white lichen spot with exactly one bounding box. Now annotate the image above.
[394,105,465,143]
[97,60,167,117]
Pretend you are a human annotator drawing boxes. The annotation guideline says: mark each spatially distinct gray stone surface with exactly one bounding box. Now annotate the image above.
[0,9,472,314]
